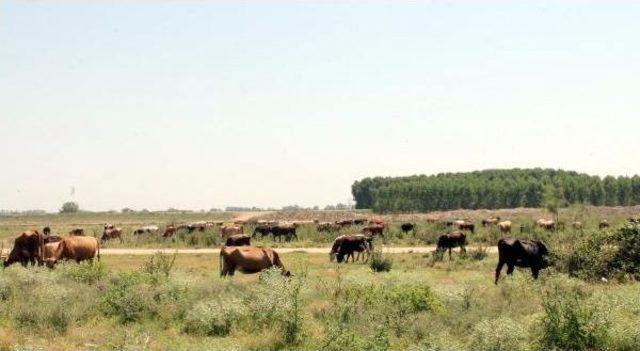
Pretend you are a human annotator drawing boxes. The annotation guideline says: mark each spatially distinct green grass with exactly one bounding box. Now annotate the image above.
[0,252,638,350]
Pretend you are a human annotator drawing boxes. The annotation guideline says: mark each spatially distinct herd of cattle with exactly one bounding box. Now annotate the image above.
[1,215,635,284]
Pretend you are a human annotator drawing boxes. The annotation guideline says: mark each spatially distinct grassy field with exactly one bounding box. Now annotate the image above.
[1,206,638,249]
[0,251,638,350]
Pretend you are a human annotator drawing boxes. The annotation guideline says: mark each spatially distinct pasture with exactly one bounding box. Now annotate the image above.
[1,207,639,350]
[0,251,638,350]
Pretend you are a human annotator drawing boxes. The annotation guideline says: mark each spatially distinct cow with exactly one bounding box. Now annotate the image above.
[225,234,251,247]
[572,221,583,230]
[400,223,416,235]
[536,219,556,232]
[252,224,272,239]
[599,220,610,230]
[329,234,373,263]
[363,224,385,237]
[101,225,123,243]
[368,218,388,228]
[68,227,85,236]
[187,222,207,233]
[221,225,244,238]
[44,235,63,244]
[3,230,45,267]
[133,225,159,235]
[44,241,60,260]
[436,231,466,260]
[44,236,100,268]
[498,220,512,234]
[219,246,289,277]
[458,222,475,234]
[270,224,298,242]
[481,217,501,227]
[317,222,340,233]
[335,219,354,228]
[495,237,551,284]
[163,225,177,238]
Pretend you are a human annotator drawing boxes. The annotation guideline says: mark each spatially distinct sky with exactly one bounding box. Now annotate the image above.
[1,1,639,212]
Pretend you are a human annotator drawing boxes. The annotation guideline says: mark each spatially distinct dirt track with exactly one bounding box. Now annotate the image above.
[100,246,498,255]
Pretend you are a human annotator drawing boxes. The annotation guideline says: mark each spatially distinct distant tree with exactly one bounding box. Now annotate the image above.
[312,206,319,211]
[542,184,567,229]
[121,207,135,213]
[60,201,80,213]
[324,205,336,211]
[140,208,150,213]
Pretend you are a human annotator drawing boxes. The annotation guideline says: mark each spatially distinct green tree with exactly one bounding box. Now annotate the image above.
[59,201,80,213]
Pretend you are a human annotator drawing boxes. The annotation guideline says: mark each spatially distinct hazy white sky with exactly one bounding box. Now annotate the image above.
[1,1,639,212]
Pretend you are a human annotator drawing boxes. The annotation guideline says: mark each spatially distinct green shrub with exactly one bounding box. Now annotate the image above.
[142,252,177,278]
[321,325,390,351]
[538,285,609,351]
[369,253,392,272]
[99,272,152,323]
[467,246,488,261]
[63,262,108,284]
[0,275,12,301]
[470,317,528,351]
[183,299,246,336]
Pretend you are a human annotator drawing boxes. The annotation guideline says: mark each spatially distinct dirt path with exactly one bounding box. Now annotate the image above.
[100,246,498,255]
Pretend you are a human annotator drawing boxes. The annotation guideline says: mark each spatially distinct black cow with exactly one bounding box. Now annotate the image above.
[495,237,551,284]
[330,235,373,263]
[458,223,475,234]
[252,225,272,238]
[400,223,416,234]
[270,225,297,242]
[225,234,251,247]
[436,231,466,259]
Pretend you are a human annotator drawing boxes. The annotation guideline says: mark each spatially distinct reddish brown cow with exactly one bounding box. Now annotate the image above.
[220,246,289,277]
[3,230,45,267]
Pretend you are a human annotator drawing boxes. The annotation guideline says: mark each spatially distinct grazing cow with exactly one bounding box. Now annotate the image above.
[101,225,123,243]
[458,222,475,234]
[481,217,501,227]
[363,224,385,237]
[221,225,243,238]
[495,237,551,284]
[270,224,298,242]
[335,219,355,227]
[599,220,610,230]
[252,224,272,239]
[187,222,207,233]
[44,236,100,267]
[498,220,512,234]
[163,225,177,238]
[317,222,340,233]
[225,234,251,247]
[442,220,456,227]
[536,219,556,232]
[436,231,466,259]
[400,223,416,234]
[353,218,367,225]
[368,218,388,228]
[3,230,45,267]
[68,227,85,236]
[329,234,373,263]
[219,246,289,277]
[133,225,159,235]
[44,241,61,260]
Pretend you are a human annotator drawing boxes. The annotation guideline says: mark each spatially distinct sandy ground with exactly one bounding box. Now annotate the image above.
[99,246,498,255]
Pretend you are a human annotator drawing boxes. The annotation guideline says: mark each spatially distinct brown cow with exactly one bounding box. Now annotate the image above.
[225,234,251,247]
[221,225,243,238]
[481,217,501,227]
[44,241,61,260]
[219,246,289,277]
[536,219,556,232]
[3,230,45,267]
[363,224,385,237]
[458,222,475,234]
[44,236,100,267]
[68,227,85,236]
[101,225,123,243]
[163,225,177,238]
[498,220,512,234]
[317,222,341,232]
[329,234,373,263]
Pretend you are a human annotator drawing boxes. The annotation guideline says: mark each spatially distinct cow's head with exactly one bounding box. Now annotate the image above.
[329,252,337,262]
[44,258,58,269]
[336,253,346,263]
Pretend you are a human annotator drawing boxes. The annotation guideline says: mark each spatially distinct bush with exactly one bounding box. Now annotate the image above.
[321,325,390,351]
[142,252,177,278]
[99,272,152,323]
[369,253,392,272]
[59,201,79,213]
[467,246,488,261]
[470,317,528,351]
[183,299,246,337]
[63,262,108,284]
[538,284,609,350]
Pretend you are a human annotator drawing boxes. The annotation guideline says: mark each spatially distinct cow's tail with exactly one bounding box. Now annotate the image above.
[97,238,101,262]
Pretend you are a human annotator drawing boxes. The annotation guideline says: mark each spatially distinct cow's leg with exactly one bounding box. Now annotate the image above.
[506,263,515,275]
[448,248,452,260]
[495,260,505,284]
[460,245,466,254]
[531,267,540,280]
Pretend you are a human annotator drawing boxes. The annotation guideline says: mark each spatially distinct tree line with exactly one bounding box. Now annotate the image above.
[351,168,640,213]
